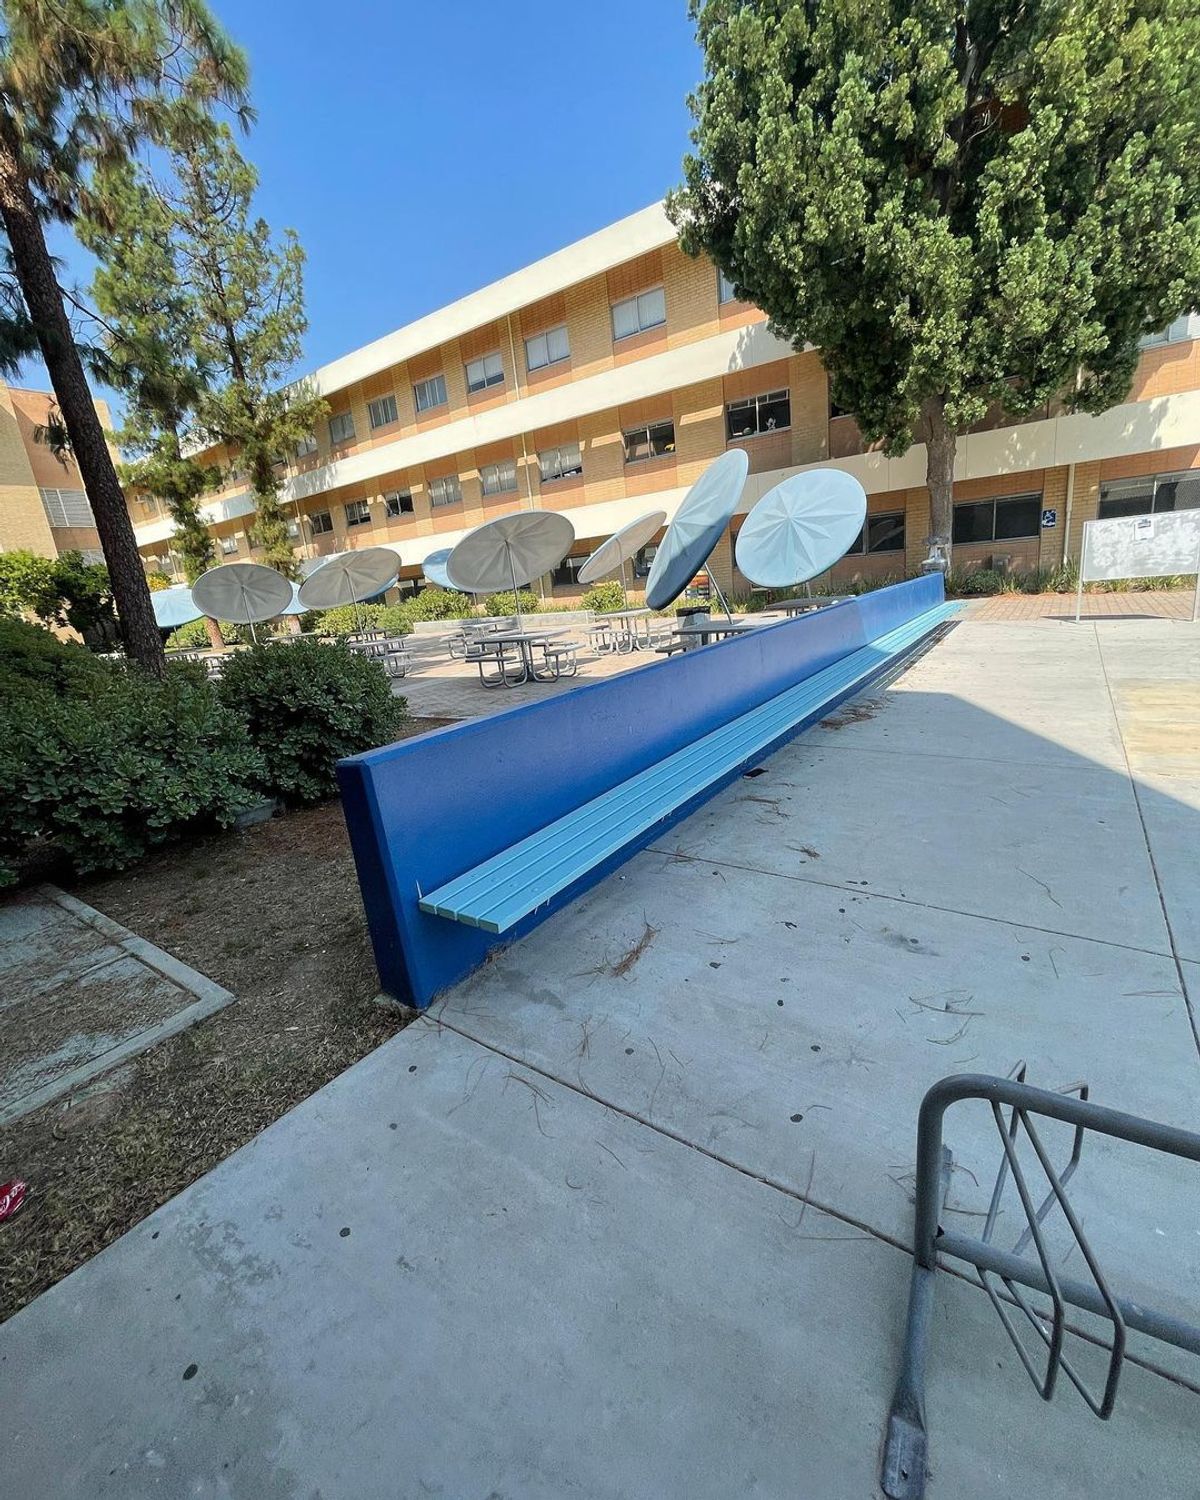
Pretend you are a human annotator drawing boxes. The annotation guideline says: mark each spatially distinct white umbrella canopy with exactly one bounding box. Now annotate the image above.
[446,512,574,620]
[296,546,401,610]
[645,449,749,613]
[577,510,666,604]
[191,563,293,629]
[151,583,202,630]
[735,470,868,588]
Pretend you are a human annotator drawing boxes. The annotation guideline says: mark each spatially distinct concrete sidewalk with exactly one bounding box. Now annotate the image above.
[1,616,1197,1498]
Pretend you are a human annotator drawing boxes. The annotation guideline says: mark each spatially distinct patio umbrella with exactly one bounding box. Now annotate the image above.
[421,548,464,592]
[191,562,293,642]
[577,509,666,607]
[151,583,202,630]
[279,582,308,615]
[735,470,867,588]
[296,546,401,611]
[445,511,574,622]
[645,449,748,615]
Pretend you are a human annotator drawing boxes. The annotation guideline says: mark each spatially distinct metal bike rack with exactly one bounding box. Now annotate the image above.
[882,1068,1200,1499]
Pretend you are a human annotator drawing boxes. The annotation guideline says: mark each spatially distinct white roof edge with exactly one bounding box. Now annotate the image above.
[308,201,676,398]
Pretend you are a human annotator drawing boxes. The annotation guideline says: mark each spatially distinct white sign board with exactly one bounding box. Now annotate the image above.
[1080,510,1200,582]
[1076,509,1200,621]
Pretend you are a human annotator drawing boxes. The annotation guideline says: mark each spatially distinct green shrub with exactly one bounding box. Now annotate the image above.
[217,641,407,804]
[483,589,540,616]
[580,580,625,612]
[403,587,475,621]
[0,615,110,701]
[312,603,385,637]
[165,617,259,649]
[945,567,1009,597]
[0,670,263,886]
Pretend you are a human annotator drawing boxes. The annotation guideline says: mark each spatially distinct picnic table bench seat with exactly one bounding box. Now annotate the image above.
[418,601,957,933]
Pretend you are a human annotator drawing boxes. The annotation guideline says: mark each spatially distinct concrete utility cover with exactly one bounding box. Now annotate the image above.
[0,886,234,1125]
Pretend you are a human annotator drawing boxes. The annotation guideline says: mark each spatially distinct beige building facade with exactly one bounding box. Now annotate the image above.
[127,203,1200,597]
[0,384,108,564]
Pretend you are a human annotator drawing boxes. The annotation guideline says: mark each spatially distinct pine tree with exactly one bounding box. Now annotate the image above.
[169,124,325,576]
[83,162,219,592]
[672,0,1200,562]
[0,0,248,670]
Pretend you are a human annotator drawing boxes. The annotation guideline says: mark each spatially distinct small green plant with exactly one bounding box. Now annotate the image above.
[217,641,407,804]
[580,580,625,612]
[483,589,540,616]
[402,588,475,621]
[311,603,385,636]
[166,616,255,649]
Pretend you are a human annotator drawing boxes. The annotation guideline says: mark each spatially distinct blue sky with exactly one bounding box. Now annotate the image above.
[30,1,702,401]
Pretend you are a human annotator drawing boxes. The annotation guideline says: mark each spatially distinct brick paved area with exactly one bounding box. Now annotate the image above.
[968,588,1196,621]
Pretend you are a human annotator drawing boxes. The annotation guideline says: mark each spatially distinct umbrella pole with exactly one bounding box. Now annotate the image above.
[620,559,630,611]
[508,544,523,626]
[709,571,734,623]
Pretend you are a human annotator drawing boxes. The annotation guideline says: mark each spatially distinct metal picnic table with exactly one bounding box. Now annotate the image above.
[671,617,759,648]
[481,628,572,686]
[770,595,847,614]
[594,606,655,652]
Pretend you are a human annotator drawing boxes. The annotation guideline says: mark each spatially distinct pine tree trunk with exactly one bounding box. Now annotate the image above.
[924,398,957,566]
[0,109,164,674]
[204,616,225,650]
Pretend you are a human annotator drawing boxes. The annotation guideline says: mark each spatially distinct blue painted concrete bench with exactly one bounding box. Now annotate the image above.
[338,575,956,1009]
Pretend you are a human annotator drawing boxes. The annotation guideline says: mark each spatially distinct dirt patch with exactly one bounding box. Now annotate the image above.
[819,698,884,730]
[0,716,452,1323]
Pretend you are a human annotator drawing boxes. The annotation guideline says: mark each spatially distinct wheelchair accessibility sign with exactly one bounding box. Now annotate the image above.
[1041,507,1057,529]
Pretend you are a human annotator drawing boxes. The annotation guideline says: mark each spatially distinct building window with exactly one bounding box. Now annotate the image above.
[367,393,398,429]
[1139,312,1200,348]
[538,441,583,483]
[480,458,517,496]
[717,268,738,305]
[525,325,570,371]
[344,499,371,527]
[384,490,414,518]
[622,419,675,464]
[632,543,657,578]
[465,352,504,393]
[219,534,238,555]
[726,389,791,441]
[328,411,355,445]
[429,473,462,508]
[847,513,906,555]
[1098,469,1200,520]
[552,555,587,587]
[294,432,318,458]
[309,509,333,535]
[413,374,448,413]
[39,487,94,527]
[611,286,667,340]
[952,494,1042,544]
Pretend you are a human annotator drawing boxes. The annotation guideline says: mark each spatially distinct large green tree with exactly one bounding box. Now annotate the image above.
[672,0,1200,561]
[0,0,248,670]
[167,123,325,576]
[81,158,224,641]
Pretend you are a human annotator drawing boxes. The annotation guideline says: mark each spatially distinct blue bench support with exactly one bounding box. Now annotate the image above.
[337,575,954,1009]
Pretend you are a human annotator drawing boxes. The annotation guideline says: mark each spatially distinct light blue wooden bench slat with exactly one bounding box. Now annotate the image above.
[419,603,958,933]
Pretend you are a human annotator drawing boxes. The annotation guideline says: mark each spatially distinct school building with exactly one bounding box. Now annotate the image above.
[0,384,108,565]
[126,202,1200,596]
